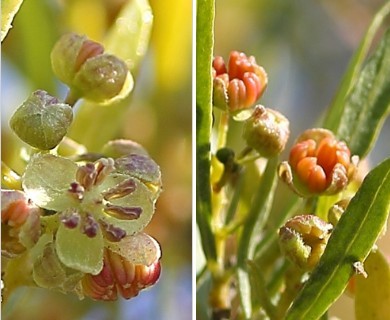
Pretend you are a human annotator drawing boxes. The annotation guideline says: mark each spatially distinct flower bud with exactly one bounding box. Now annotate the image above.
[279,214,333,270]
[51,33,133,104]
[1,190,41,257]
[81,247,161,301]
[279,128,358,196]
[327,198,350,226]
[101,139,149,159]
[9,90,73,150]
[242,105,290,157]
[212,51,268,120]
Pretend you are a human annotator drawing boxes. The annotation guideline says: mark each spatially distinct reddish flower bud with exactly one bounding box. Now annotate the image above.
[279,128,358,196]
[1,190,41,257]
[212,51,268,120]
[81,247,161,301]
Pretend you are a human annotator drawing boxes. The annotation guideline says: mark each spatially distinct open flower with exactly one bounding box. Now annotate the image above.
[278,128,358,196]
[212,51,268,120]
[21,152,161,275]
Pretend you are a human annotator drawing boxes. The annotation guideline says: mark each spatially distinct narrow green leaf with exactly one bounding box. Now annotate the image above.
[196,0,217,262]
[355,249,390,320]
[323,2,390,131]
[285,158,390,320]
[335,28,390,157]
[237,158,278,319]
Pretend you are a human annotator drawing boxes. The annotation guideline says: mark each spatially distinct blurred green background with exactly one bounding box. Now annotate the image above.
[1,0,192,319]
[208,0,389,319]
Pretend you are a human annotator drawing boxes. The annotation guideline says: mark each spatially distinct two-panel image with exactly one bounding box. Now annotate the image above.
[1,0,389,319]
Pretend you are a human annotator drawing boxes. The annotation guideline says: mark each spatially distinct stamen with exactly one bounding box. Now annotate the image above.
[100,221,126,242]
[104,204,142,220]
[102,179,137,200]
[82,213,99,237]
[67,182,85,200]
[60,209,80,229]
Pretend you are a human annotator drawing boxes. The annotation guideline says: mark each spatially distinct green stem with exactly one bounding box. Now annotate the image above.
[1,161,22,190]
[196,0,217,263]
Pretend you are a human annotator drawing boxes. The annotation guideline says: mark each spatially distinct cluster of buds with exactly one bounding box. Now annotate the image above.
[51,33,133,104]
[212,51,268,119]
[279,215,333,270]
[279,128,358,196]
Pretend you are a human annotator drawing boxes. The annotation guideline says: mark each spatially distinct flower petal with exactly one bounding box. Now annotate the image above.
[105,233,161,266]
[98,174,155,235]
[22,154,78,211]
[56,223,104,275]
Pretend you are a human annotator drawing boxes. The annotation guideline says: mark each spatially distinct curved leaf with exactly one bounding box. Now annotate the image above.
[335,28,390,157]
[285,158,390,320]
[323,2,390,133]
[355,249,390,320]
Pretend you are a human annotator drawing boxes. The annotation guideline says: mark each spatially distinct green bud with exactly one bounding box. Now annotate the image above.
[279,214,332,270]
[328,198,350,226]
[73,54,129,102]
[9,90,73,150]
[101,139,149,159]
[242,105,290,158]
[51,32,133,104]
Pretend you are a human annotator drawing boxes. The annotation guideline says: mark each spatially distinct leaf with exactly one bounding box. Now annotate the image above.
[1,0,23,41]
[323,2,390,133]
[335,28,390,157]
[285,157,390,320]
[56,223,104,275]
[355,249,390,320]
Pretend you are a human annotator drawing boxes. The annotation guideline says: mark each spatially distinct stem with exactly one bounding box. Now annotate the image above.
[1,162,22,190]
[196,0,217,263]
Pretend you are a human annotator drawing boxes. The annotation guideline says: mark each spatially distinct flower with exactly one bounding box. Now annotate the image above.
[278,128,358,196]
[212,51,268,120]
[21,152,162,275]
